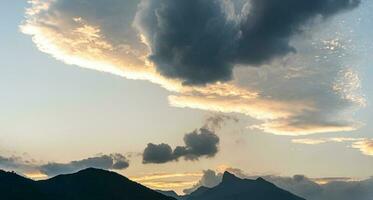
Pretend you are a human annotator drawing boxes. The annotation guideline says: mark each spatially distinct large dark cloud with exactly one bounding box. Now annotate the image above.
[143,128,220,164]
[40,154,129,177]
[135,0,360,85]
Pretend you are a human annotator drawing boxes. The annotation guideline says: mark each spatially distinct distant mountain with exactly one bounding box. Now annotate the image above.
[0,168,175,200]
[182,171,306,200]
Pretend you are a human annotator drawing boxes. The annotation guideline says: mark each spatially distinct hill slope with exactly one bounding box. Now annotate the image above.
[0,168,175,200]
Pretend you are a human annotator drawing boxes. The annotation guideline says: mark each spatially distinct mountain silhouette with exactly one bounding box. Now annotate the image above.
[180,171,306,200]
[157,190,182,199]
[0,168,175,200]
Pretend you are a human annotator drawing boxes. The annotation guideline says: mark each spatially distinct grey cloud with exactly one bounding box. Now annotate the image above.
[135,0,360,85]
[40,154,129,177]
[0,155,33,171]
[143,143,175,164]
[177,128,220,160]
[184,169,373,200]
[0,155,22,169]
[143,128,220,164]
[0,153,130,177]
[184,169,222,194]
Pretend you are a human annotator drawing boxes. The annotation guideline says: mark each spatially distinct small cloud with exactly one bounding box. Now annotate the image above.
[292,137,364,145]
[352,139,373,156]
[142,116,237,164]
[292,138,329,145]
[142,143,175,164]
[143,128,220,164]
[183,169,222,194]
[292,137,373,157]
[203,115,239,131]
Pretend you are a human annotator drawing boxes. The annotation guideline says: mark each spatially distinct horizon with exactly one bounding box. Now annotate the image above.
[2,166,371,196]
[1,0,372,198]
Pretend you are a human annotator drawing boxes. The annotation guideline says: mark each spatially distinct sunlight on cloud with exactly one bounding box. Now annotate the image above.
[131,172,203,182]
[352,139,373,156]
[139,181,197,190]
[24,172,49,180]
[292,137,363,145]
[292,139,329,145]
[130,172,203,192]
[21,0,365,136]
[292,137,373,157]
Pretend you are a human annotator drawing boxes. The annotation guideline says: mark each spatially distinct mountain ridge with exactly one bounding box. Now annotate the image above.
[0,168,306,200]
[0,168,175,200]
[161,171,306,200]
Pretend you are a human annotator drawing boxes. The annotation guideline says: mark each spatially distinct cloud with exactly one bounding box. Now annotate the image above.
[40,153,129,176]
[267,175,373,200]
[134,0,360,85]
[183,169,222,194]
[0,155,36,171]
[292,137,373,157]
[292,137,363,145]
[203,115,239,131]
[138,180,197,190]
[143,116,235,164]
[142,143,175,164]
[352,139,373,156]
[131,172,203,192]
[0,153,129,178]
[143,128,220,164]
[131,172,203,182]
[21,0,365,136]
[184,168,373,200]
[175,128,220,160]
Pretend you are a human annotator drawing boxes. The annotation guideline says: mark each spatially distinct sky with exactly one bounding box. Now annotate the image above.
[0,0,373,195]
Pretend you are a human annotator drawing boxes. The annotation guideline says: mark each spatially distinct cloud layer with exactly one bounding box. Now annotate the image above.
[21,0,364,136]
[0,153,129,178]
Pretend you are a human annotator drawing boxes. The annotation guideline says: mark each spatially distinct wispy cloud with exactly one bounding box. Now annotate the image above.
[292,137,373,156]
[131,172,203,182]
[292,137,363,145]
[130,172,203,191]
